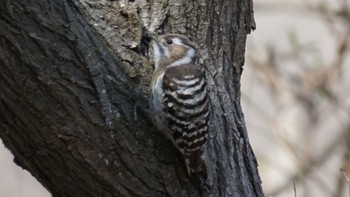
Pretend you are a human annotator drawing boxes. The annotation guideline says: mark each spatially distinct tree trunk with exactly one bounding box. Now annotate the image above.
[0,0,263,196]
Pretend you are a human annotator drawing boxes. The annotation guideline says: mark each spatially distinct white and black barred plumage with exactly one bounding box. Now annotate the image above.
[150,34,209,175]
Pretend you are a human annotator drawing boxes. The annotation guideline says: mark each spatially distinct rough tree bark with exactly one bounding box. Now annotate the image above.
[0,0,263,196]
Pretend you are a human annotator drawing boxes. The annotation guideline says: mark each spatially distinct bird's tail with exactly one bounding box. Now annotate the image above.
[184,149,205,176]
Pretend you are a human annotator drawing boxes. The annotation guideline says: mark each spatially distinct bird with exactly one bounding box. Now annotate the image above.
[150,34,209,176]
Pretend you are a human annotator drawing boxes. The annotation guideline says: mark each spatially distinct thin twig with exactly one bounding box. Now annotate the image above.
[340,168,350,197]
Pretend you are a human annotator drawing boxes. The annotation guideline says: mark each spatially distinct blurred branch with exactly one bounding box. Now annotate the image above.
[245,1,350,196]
[338,129,350,197]
[269,126,350,196]
[340,167,350,197]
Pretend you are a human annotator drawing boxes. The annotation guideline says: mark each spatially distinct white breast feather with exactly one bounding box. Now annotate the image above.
[152,42,161,69]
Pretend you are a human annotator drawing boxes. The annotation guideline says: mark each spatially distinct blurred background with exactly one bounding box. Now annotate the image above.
[243,0,350,196]
[0,0,349,196]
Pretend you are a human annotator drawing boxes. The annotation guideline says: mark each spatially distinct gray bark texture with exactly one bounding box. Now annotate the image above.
[0,0,263,196]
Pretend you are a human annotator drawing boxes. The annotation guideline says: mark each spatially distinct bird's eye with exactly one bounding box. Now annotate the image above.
[166,39,173,44]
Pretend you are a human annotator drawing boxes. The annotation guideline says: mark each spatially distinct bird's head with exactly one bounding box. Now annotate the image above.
[152,34,196,69]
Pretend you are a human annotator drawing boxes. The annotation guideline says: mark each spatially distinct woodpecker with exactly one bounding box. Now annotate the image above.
[150,34,209,175]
